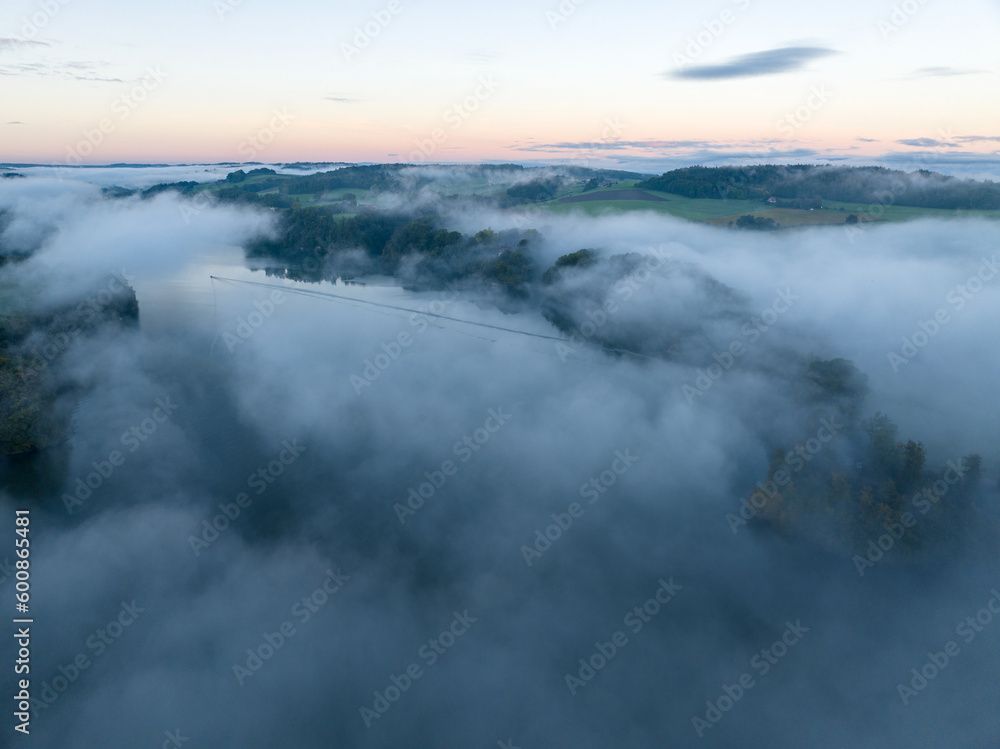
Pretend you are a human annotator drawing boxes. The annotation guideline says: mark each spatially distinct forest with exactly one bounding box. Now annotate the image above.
[637,165,1000,209]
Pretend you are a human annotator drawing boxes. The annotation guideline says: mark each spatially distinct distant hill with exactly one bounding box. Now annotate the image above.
[110,163,650,211]
[637,165,1000,210]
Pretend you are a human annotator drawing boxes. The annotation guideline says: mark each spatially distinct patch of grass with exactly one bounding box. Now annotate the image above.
[532,190,766,220]
[822,201,1000,222]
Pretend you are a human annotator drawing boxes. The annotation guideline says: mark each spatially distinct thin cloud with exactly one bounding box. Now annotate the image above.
[895,135,1000,149]
[910,66,988,78]
[667,46,837,80]
[0,60,124,82]
[955,135,1000,143]
[324,96,360,103]
[878,151,1000,178]
[516,140,713,152]
[0,37,49,50]
[897,138,961,148]
[701,147,818,159]
[513,139,798,154]
[461,51,500,62]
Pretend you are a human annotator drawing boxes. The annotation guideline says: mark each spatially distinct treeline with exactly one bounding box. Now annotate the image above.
[506,178,562,202]
[118,164,649,210]
[247,209,425,262]
[232,163,531,198]
[638,165,1000,210]
[733,215,780,230]
[264,165,398,195]
[248,208,537,294]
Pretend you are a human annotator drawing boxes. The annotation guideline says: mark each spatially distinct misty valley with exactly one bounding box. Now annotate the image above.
[1,162,998,747]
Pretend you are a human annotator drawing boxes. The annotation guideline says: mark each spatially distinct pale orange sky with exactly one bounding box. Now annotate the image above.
[2,0,999,176]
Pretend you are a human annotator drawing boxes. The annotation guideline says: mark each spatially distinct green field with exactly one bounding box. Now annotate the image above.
[532,187,766,221]
[821,200,1000,222]
[199,173,373,208]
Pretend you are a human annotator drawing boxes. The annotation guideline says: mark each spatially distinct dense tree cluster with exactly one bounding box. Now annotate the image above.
[274,165,398,194]
[541,249,597,285]
[748,402,992,560]
[775,196,823,210]
[735,214,780,230]
[247,207,539,294]
[506,178,563,202]
[247,208,415,263]
[140,181,200,198]
[482,245,534,296]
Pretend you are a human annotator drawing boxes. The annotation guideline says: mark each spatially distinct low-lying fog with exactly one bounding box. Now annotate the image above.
[1,170,998,748]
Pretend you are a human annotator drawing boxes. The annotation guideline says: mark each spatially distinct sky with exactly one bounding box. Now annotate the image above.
[2,0,1000,173]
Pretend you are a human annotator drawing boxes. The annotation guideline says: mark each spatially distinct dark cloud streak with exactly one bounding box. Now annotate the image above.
[667,46,837,80]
